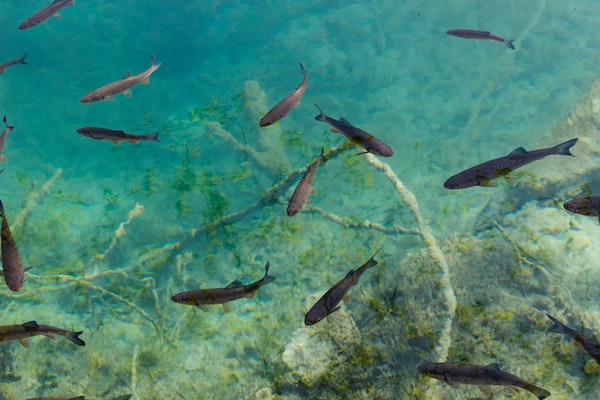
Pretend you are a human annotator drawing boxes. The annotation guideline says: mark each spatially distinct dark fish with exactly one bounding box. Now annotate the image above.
[546,314,600,364]
[314,105,393,157]
[447,29,515,50]
[0,200,24,292]
[563,196,600,224]
[287,149,325,217]
[0,53,27,74]
[418,362,550,399]
[305,251,378,325]
[259,63,307,127]
[444,138,577,189]
[26,397,85,400]
[171,262,275,310]
[80,55,161,103]
[76,127,160,144]
[0,321,85,346]
[0,116,15,162]
[18,0,75,30]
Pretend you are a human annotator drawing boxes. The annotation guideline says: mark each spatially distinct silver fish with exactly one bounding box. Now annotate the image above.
[563,196,600,224]
[171,262,275,310]
[314,105,393,157]
[18,0,75,30]
[305,251,378,325]
[546,314,600,364]
[287,149,325,217]
[0,200,24,292]
[259,63,307,127]
[0,320,85,346]
[76,126,160,144]
[444,138,577,189]
[80,56,161,103]
[446,29,515,50]
[0,116,15,162]
[418,362,550,399]
[0,53,27,74]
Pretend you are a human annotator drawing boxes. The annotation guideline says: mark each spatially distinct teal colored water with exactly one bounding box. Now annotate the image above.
[1,1,600,399]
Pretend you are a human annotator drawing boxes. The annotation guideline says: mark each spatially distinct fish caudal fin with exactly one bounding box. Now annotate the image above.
[262,261,276,284]
[314,104,326,121]
[16,53,27,65]
[3,115,14,131]
[546,314,571,335]
[530,385,551,400]
[552,138,578,156]
[505,40,516,50]
[143,132,160,142]
[66,330,86,346]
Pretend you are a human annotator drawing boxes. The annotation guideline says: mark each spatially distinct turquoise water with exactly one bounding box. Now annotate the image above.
[1,0,600,399]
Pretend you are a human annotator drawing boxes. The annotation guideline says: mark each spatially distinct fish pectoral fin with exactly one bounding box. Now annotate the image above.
[476,385,492,396]
[141,78,150,85]
[329,128,340,133]
[0,155,7,162]
[476,176,497,187]
[222,304,232,313]
[18,339,29,348]
[225,279,243,289]
[195,303,209,312]
[54,12,62,19]
[123,90,133,98]
[504,175,517,186]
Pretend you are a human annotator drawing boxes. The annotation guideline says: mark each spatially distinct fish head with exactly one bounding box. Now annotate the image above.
[563,198,592,216]
[443,176,477,189]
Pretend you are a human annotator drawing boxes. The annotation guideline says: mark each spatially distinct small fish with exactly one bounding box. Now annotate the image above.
[171,262,275,310]
[314,105,393,157]
[0,200,24,292]
[76,126,160,144]
[0,116,15,162]
[563,196,600,224]
[80,55,161,103]
[26,397,85,400]
[305,250,379,325]
[259,63,307,127]
[287,149,325,217]
[447,29,515,50]
[546,314,600,364]
[18,0,75,30]
[444,138,577,189]
[0,321,85,346]
[0,53,27,74]
[417,362,550,399]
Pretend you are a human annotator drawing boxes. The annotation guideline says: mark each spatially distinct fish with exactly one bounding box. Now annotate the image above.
[305,250,379,325]
[0,321,85,346]
[259,63,307,127]
[563,196,600,224]
[287,149,325,216]
[0,116,15,162]
[76,126,160,144]
[417,362,550,399]
[80,55,161,103]
[18,0,75,30]
[171,262,275,310]
[446,29,515,50]
[314,105,393,157]
[26,397,85,400]
[546,314,600,364]
[444,138,577,189]
[0,200,24,292]
[0,53,27,74]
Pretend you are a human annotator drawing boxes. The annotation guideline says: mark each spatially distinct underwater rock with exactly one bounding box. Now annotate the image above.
[281,293,361,386]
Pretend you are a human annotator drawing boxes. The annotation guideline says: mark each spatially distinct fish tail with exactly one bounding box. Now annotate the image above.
[3,116,14,131]
[366,248,381,268]
[529,385,551,400]
[262,261,276,284]
[66,330,86,346]
[143,132,160,142]
[16,53,27,65]
[546,314,572,335]
[552,138,578,156]
[314,104,326,121]
[505,39,515,50]
[299,63,306,77]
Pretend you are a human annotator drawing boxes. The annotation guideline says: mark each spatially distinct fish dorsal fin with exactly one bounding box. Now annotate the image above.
[338,117,352,126]
[23,321,39,331]
[507,147,527,158]
[122,71,132,80]
[344,269,355,279]
[225,279,243,289]
[485,363,503,371]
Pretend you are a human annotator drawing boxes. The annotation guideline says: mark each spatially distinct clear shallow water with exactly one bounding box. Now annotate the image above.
[1,1,600,399]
